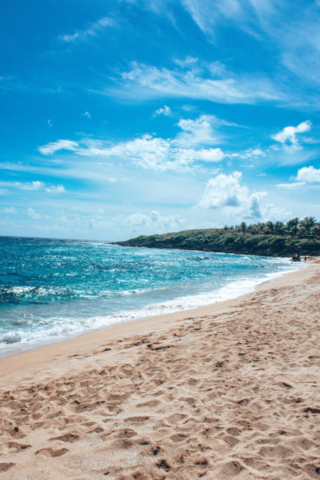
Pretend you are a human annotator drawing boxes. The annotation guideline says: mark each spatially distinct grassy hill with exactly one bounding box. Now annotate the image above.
[114,218,320,257]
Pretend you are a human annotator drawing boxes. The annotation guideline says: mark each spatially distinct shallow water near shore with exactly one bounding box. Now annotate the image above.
[0,236,304,357]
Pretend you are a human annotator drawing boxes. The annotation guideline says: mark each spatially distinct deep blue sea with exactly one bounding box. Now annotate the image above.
[0,236,303,357]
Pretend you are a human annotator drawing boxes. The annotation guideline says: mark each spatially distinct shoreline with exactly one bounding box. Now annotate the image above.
[1,260,320,479]
[0,258,305,363]
[0,260,311,387]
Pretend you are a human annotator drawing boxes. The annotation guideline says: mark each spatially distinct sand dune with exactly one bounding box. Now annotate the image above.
[1,262,320,479]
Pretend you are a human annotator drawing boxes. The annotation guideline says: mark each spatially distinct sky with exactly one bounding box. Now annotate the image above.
[1,0,320,241]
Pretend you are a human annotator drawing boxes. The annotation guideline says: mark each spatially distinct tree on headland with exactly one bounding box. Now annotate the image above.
[264,221,274,235]
[299,216,316,235]
[286,217,299,236]
[274,221,285,236]
[311,223,320,237]
[229,217,318,240]
[239,222,247,233]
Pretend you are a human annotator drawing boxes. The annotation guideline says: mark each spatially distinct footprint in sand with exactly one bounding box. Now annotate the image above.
[49,433,79,443]
[0,463,15,473]
[35,447,69,457]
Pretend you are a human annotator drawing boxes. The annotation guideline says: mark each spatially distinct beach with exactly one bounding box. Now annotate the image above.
[1,260,320,479]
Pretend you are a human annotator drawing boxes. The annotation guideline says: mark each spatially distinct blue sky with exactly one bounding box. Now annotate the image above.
[1,0,320,240]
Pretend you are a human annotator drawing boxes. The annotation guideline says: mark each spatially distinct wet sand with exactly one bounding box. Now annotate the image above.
[1,261,320,479]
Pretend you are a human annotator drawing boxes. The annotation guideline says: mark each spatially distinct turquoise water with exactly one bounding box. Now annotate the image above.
[0,236,302,356]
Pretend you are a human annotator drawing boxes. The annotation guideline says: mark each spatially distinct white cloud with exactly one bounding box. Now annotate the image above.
[0,180,44,191]
[3,206,16,214]
[86,210,184,233]
[174,115,221,147]
[272,121,312,146]
[108,61,282,104]
[38,139,78,155]
[108,178,118,183]
[198,171,267,219]
[39,116,228,171]
[60,17,115,43]
[46,185,65,193]
[27,208,41,219]
[297,166,320,183]
[123,210,184,230]
[276,182,306,189]
[154,105,172,116]
[194,148,225,162]
[24,181,44,191]
[82,111,91,118]
[76,134,225,171]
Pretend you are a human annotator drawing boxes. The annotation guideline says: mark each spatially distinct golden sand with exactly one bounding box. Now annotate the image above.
[1,261,320,479]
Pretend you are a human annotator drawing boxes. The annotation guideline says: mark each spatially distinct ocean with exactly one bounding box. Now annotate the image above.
[0,236,303,357]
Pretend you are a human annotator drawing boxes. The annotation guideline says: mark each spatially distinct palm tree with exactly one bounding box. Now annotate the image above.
[286,217,299,236]
[299,216,317,235]
[264,221,274,234]
[274,221,285,236]
[239,221,247,233]
[311,223,320,237]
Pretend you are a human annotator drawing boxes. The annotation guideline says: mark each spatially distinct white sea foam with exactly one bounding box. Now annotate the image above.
[0,258,305,358]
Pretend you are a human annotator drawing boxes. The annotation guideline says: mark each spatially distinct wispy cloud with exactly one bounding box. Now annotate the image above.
[3,206,17,214]
[59,17,115,43]
[39,139,78,155]
[179,0,320,89]
[105,60,283,104]
[0,180,65,193]
[276,182,306,189]
[174,115,224,147]
[0,180,44,191]
[27,208,42,219]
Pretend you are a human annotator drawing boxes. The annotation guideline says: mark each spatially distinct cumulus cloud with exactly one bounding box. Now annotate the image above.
[154,105,172,116]
[38,139,78,155]
[297,166,320,183]
[46,185,65,193]
[272,121,312,147]
[38,115,229,171]
[198,172,267,219]
[78,135,225,171]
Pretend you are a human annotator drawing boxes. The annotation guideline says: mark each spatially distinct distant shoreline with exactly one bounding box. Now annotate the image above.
[114,227,320,258]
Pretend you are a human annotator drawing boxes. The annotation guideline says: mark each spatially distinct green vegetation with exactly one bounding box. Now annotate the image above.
[115,217,320,257]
